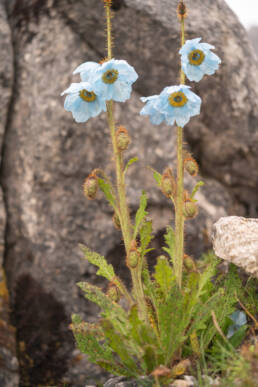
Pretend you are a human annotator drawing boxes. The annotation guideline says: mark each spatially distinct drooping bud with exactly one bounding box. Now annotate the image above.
[103,0,112,5]
[183,200,198,219]
[177,0,188,20]
[184,156,199,177]
[83,172,98,200]
[116,126,131,152]
[106,283,120,302]
[161,168,176,198]
[126,241,140,269]
[184,254,197,271]
[112,212,121,230]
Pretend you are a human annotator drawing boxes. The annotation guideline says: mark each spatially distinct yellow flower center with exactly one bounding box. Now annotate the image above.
[188,49,205,66]
[168,91,188,107]
[102,69,118,84]
[79,89,96,102]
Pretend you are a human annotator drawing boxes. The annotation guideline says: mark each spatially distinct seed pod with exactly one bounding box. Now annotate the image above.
[106,283,120,302]
[177,1,188,20]
[183,200,198,219]
[112,212,121,230]
[126,241,140,269]
[184,156,199,177]
[116,126,131,151]
[83,172,98,200]
[161,168,176,198]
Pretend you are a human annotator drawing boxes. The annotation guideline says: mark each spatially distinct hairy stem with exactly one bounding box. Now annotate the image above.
[175,14,186,289]
[104,2,147,320]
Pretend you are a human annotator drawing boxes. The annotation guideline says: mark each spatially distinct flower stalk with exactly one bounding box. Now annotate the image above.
[175,2,186,289]
[104,0,147,321]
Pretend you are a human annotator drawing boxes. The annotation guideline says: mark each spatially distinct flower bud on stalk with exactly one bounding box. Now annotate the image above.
[116,126,131,152]
[183,199,198,219]
[83,172,98,200]
[126,241,140,269]
[177,0,188,20]
[184,155,199,177]
[161,168,176,198]
[106,283,120,302]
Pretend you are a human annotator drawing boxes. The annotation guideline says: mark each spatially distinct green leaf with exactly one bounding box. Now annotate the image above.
[96,360,131,376]
[80,244,115,281]
[139,220,153,256]
[133,191,148,239]
[153,256,174,296]
[98,177,117,210]
[123,157,138,176]
[190,181,205,200]
[163,226,176,265]
[150,167,162,187]
[77,282,128,334]
[71,317,113,363]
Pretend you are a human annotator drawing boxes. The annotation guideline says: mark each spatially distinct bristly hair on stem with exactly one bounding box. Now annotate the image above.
[104,0,114,60]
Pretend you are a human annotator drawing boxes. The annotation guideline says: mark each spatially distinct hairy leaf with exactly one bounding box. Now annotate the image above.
[80,244,115,281]
[139,220,153,256]
[163,226,176,265]
[190,181,204,200]
[153,256,174,296]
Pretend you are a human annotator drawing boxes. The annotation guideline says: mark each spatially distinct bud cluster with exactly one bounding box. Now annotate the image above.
[184,154,199,177]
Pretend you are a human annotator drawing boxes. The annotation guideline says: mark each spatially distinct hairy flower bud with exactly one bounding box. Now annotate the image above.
[183,200,198,219]
[184,254,197,271]
[126,241,140,269]
[177,1,188,20]
[106,283,120,302]
[161,168,176,198]
[116,126,131,151]
[83,172,98,200]
[184,156,199,177]
[112,212,121,230]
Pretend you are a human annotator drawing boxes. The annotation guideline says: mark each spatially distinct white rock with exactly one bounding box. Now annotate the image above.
[212,216,258,278]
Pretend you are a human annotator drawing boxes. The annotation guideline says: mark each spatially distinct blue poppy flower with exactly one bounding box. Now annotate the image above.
[180,38,221,82]
[91,59,138,102]
[73,61,100,82]
[140,95,167,125]
[140,85,201,127]
[61,82,106,123]
[227,310,247,339]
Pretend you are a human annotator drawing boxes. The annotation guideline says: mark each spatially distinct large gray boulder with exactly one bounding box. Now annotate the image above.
[0,0,257,385]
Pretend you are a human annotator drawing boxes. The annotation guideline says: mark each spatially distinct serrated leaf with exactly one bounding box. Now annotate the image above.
[80,244,115,281]
[123,157,138,176]
[153,256,174,296]
[77,282,128,334]
[190,181,204,200]
[98,177,117,210]
[163,226,176,265]
[133,191,148,239]
[97,360,131,376]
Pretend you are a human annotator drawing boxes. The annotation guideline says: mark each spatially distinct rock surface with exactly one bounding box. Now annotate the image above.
[212,216,258,278]
[0,0,257,385]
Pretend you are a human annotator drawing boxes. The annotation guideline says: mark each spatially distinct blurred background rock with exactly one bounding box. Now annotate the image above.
[0,0,257,386]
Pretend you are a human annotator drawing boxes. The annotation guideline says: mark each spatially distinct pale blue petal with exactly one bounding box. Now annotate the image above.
[112,81,131,102]
[64,94,79,111]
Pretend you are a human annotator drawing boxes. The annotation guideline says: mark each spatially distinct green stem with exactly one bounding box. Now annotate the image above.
[175,15,186,289]
[104,2,147,321]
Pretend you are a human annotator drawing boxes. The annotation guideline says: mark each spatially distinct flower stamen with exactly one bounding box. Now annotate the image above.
[79,89,97,102]
[169,91,188,107]
[188,49,205,66]
[102,69,119,84]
